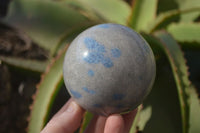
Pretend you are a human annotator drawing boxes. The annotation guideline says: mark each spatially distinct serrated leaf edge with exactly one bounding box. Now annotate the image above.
[27,44,69,132]
[153,30,192,133]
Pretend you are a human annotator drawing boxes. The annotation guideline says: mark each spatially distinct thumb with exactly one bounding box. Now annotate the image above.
[41,99,85,133]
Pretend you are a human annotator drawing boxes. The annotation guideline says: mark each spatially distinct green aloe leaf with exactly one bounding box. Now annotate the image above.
[130,34,183,133]
[154,31,200,133]
[129,105,143,133]
[78,0,131,25]
[176,0,200,22]
[167,23,200,43]
[0,22,49,73]
[79,111,93,133]
[154,31,190,133]
[27,46,69,133]
[3,0,94,56]
[128,0,157,32]
[137,60,182,133]
[157,0,179,14]
[148,8,200,33]
[157,0,200,22]
[188,86,200,133]
[0,56,47,73]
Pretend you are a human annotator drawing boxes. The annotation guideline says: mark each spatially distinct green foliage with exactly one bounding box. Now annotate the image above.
[79,112,94,133]
[1,0,200,133]
[188,87,200,133]
[128,0,157,32]
[130,105,143,133]
[28,47,68,133]
[147,8,200,33]
[154,31,190,133]
[167,23,200,43]
[131,58,182,133]
[157,0,200,22]
[78,0,131,25]
[3,0,95,56]
[0,56,47,73]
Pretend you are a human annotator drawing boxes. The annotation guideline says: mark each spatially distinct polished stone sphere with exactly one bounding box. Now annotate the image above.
[63,23,156,116]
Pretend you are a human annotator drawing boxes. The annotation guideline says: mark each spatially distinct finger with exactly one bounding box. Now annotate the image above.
[41,100,85,133]
[122,109,138,133]
[104,114,124,133]
[84,115,106,133]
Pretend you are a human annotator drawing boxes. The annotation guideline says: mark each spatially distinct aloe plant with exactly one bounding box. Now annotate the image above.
[0,0,199,133]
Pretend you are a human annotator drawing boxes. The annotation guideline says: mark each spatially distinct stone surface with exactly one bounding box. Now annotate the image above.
[63,23,156,116]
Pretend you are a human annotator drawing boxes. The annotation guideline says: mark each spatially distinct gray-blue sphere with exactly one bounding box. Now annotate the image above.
[63,23,156,116]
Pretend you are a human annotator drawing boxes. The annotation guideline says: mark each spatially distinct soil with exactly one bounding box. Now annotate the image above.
[0,64,69,133]
[0,22,48,60]
[0,22,69,133]
[0,64,39,133]
[0,22,42,133]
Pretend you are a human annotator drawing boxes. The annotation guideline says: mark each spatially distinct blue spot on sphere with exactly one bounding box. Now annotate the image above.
[88,69,94,77]
[112,93,125,100]
[111,48,121,58]
[70,89,82,99]
[101,57,113,68]
[83,52,104,64]
[83,37,114,68]
[82,87,96,94]
[84,37,106,53]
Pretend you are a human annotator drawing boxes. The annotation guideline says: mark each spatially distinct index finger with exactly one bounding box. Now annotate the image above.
[41,99,85,133]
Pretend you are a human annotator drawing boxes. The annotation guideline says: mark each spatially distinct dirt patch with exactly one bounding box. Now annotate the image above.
[0,22,48,60]
[0,22,69,132]
[0,22,43,133]
[0,64,39,133]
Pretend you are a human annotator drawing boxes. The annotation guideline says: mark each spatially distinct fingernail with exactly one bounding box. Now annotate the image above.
[66,101,77,113]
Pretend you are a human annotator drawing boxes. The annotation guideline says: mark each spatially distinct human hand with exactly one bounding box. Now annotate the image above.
[41,98,137,133]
